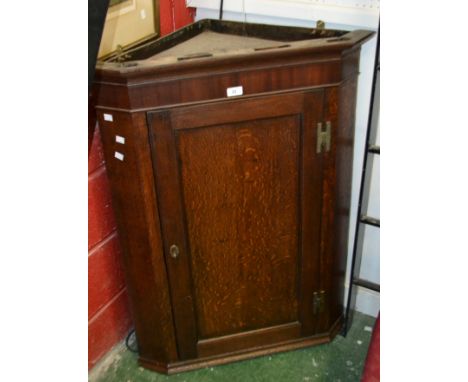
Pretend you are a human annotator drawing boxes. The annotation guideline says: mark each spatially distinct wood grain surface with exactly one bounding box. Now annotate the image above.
[178,115,300,338]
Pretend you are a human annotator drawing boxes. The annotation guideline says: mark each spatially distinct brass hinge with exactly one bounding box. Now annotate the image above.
[316,121,331,154]
[313,290,326,314]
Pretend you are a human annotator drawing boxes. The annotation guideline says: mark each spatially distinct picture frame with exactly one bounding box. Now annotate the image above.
[98,0,160,58]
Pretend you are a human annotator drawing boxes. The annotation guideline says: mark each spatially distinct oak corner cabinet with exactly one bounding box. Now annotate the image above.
[93,19,374,374]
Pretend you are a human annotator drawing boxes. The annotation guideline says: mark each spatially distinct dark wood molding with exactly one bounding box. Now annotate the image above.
[139,315,343,375]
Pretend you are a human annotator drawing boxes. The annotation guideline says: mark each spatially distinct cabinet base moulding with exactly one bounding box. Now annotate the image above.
[139,316,343,375]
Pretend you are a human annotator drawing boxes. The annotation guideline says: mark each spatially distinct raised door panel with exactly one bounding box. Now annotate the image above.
[148,91,325,360]
[178,115,300,339]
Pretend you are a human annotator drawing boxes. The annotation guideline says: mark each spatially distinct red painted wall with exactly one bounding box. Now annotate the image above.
[160,0,196,35]
[88,128,132,370]
[88,1,195,370]
[361,314,380,382]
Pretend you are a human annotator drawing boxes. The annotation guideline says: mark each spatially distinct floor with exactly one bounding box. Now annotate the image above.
[89,312,376,382]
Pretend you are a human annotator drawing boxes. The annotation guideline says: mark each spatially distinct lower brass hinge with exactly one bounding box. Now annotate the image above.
[313,290,326,314]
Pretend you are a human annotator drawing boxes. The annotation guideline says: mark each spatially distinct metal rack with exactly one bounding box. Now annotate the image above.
[343,24,380,335]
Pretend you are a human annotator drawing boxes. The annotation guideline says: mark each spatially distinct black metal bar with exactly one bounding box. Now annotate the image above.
[368,145,380,154]
[360,215,380,228]
[353,278,380,293]
[219,0,224,20]
[88,0,110,92]
[342,22,380,337]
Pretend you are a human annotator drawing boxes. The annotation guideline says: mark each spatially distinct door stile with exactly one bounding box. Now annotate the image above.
[298,91,326,336]
[147,111,199,360]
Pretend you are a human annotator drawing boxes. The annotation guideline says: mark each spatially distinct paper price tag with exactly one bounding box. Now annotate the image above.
[227,86,243,97]
[114,152,124,161]
[104,113,114,122]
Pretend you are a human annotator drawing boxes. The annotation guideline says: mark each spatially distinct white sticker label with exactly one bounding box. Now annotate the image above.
[114,151,124,161]
[227,86,243,97]
[104,113,113,122]
[115,135,125,144]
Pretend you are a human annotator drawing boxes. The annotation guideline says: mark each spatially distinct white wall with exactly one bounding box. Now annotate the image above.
[191,0,380,317]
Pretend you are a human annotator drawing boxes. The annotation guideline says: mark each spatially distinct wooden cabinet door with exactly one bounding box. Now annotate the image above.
[148,91,325,360]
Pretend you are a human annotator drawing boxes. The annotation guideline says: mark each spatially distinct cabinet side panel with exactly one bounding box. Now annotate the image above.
[317,86,339,333]
[341,48,361,80]
[322,79,358,332]
[97,111,179,363]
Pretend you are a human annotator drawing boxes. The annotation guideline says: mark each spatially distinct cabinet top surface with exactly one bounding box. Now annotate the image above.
[95,19,374,79]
